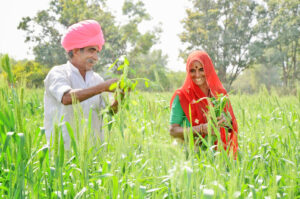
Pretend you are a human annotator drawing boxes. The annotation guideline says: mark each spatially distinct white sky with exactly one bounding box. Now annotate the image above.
[0,0,191,71]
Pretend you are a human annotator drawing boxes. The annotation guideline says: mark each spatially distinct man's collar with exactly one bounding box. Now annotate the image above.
[67,61,93,79]
[67,61,79,73]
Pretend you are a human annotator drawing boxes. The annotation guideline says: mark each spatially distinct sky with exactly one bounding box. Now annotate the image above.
[0,0,191,71]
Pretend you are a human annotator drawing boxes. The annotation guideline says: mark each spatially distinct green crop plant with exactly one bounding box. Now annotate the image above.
[108,57,151,95]
[0,55,298,198]
[190,93,233,151]
[0,54,14,85]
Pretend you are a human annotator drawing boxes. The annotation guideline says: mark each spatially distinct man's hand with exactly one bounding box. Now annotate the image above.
[110,88,129,114]
[104,78,119,92]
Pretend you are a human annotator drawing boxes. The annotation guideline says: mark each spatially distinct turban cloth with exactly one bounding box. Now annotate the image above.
[61,19,105,52]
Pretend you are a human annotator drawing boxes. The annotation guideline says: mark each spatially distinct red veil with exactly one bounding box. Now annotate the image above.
[170,51,238,154]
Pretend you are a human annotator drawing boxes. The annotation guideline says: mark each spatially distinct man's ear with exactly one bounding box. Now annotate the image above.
[73,48,81,57]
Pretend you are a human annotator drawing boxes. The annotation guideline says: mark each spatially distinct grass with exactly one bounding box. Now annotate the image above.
[0,78,299,198]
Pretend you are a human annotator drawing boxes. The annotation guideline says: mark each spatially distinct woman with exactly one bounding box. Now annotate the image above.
[169,50,238,154]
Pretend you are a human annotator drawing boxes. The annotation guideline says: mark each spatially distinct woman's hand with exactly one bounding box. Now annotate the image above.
[193,115,229,136]
[216,115,226,126]
[217,114,232,129]
[193,123,210,136]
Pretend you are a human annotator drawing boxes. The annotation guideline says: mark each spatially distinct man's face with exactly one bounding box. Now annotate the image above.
[75,45,99,71]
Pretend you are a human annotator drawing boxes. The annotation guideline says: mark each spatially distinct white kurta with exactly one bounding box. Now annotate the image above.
[44,61,106,147]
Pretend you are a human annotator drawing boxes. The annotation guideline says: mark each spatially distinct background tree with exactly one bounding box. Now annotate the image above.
[18,0,161,70]
[253,0,299,89]
[180,0,258,89]
[130,50,169,91]
[166,71,186,91]
[232,63,282,94]
[18,0,171,89]
[18,0,126,68]
[120,0,170,91]
[12,61,49,88]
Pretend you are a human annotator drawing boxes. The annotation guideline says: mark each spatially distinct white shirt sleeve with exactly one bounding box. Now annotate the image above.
[44,67,72,103]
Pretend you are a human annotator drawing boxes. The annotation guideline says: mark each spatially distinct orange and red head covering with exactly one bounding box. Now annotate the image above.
[61,19,105,52]
[170,50,238,153]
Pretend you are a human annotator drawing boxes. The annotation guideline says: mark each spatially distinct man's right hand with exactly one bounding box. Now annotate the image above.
[104,78,119,92]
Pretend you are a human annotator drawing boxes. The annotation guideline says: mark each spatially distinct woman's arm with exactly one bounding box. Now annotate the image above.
[169,123,207,139]
[169,116,227,140]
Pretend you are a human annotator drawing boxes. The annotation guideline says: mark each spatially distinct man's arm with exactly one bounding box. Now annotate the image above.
[61,78,118,105]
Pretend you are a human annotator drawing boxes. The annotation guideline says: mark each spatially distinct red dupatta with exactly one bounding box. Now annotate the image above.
[170,51,238,154]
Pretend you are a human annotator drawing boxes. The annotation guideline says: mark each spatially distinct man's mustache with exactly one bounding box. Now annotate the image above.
[87,58,97,64]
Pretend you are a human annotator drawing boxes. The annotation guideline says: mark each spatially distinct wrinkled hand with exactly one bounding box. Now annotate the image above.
[217,114,232,129]
[105,78,119,92]
[216,115,226,126]
[193,123,211,136]
[193,115,230,136]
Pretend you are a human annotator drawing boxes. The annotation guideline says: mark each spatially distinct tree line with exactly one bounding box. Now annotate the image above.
[1,0,299,93]
[180,0,299,91]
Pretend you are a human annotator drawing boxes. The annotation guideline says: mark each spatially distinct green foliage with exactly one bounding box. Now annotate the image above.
[18,9,67,67]
[127,50,170,91]
[108,57,147,94]
[209,94,229,118]
[0,80,299,197]
[252,0,300,89]
[0,55,48,88]
[121,0,159,58]
[109,57,137,92]
[103,50,170,92]
[122,0,150,22]
[17,0,161,71]
[232,64,282,94]
[0,54,15,85]
[180,0,259,89]
[12,61,48,88]
[166,71,186,91]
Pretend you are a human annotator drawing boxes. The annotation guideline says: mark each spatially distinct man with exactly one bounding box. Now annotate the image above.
[44,19,118,148]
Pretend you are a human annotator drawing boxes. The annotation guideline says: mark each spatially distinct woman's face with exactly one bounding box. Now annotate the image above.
[189,61,206,87]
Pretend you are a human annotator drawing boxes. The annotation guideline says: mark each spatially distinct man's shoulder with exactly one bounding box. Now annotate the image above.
[44,63,69,83]
[46,63,70,78]
[48,63,68,74]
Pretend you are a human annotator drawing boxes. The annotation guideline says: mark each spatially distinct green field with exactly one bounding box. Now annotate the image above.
[0,80,299,198]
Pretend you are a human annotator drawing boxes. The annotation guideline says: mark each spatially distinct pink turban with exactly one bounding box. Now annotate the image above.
[61,20,105,52]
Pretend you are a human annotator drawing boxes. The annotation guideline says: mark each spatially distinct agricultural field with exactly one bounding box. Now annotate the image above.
[0,79,299,198]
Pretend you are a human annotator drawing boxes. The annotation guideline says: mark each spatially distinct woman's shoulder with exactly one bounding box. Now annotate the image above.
[174,88,191,103]
[172,89,185,100]
[171,94,180,107]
